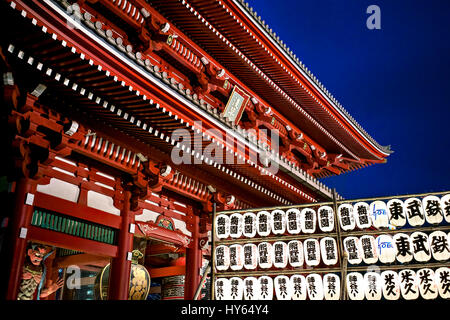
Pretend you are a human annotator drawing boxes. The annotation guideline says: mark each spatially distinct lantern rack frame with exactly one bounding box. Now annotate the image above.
[211,190,450,300]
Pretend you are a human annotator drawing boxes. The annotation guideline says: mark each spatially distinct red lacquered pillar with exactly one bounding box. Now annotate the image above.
[108,190,134,300]
[184,214,202,300]
[6,178,37,300]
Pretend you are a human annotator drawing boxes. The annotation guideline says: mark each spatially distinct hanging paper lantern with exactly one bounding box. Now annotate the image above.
[271,209,286,235]
[393,233,413,264]
[369,200,389,229]
[364,272,382,300]
[317,205,335,232]
[410,231,431,262]
[215,214,230,239]
[359,235,378,265]
[346,272,364,300]
[353,202,371,229]
[229,213,243,238]
[343,236,362,265]
[272,241,288,269]
[256,211,271,237]
[435,267,450,299]
[440,194,450,223]
[215,245,230,271]
[416,268,438,300]
[300,208,316,234]
[404,198,425,227]
[243,277,260,300]
[323,273,340,300]
[287,240,304,267]
[290,274,307,300]
[381,270,401,300]
[242,212,257,238]
[320,237,338,266]
[285,208,301,234]
[229,277,244,300]
[94,250,151,300]
[422,195,444,225]
[399,269,419,300]
[229,244,244,271]
[243,243,258,270]
[214,278,230,300]
[376,234,396,264]
[303,238,321,267]
[258,276,274,300]
[387,199,406,228]
[274,275,293,300]
[257,242,273,269]
[338,203,355,231]
[429,230,450,261]
[305,274,323,300]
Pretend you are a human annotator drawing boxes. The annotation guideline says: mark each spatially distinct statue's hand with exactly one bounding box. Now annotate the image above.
[40,277,65,297]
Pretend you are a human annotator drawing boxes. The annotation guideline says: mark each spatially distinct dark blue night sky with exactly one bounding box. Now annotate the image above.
[247,0,450,199]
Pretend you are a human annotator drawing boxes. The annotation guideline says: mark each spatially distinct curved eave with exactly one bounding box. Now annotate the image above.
[148,0,392,161]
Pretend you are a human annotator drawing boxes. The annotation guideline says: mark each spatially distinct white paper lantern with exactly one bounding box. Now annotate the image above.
[435,267,450,299]
[242,212,257,238]
[354,202,371,229]
[404,197,425,227]
[346,272,365,300]
[274,275,293,300]
[243,243,258,270]
[215,214,230,239]
[364,272,382,300]
[258,242,273,269]
[300,208,316,234]
[271,209,286,235]
[305,274,324,300]
[323,273,340,300]
[286,208,301,234]
[381,270,401,300]
[399,269,419,300]
[287,240,304,267]
[369,200,389,229]
[320,237,338,266]
[410,231,431,262]
[256,211,271,237]
[229,213,243,238]
[272,241,288,268]
[290,275,307,300]
[215,278,230,300]
[229,277,244,300]
[343,236,362,265]
[416,268,438,300]
[387,199,406,227]
[422,195,444,225]
[338,203,355,231]
[304,238,321,267]
[429,230,450,261]
[229,244,244,271]
[359,235,378,264]
[440,194,450,223]
[215,245,230,271]
[393,233,413,264]
[243,277,260,300]
[317,205,335,232]
[258,276,274,300]
[376,234,396,264]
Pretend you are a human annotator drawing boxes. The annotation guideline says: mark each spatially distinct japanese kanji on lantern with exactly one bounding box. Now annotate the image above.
[212,191,450,300]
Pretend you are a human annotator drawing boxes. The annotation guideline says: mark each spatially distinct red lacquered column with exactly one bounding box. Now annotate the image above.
[184,214,202,300]
[108,190,134,300]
